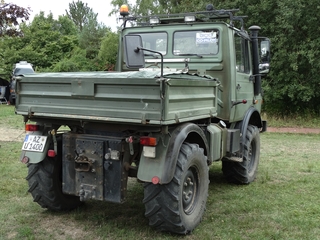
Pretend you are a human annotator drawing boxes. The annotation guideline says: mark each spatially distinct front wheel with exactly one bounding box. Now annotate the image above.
[143,143,209,234]
[222,124,260,184]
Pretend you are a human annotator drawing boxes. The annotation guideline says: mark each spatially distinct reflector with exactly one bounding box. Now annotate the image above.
[21,156,29,164]
[47,150,56,158]
[152,176,160,184]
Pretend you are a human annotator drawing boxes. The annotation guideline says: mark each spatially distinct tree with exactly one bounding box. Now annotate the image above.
[66,0,97,32]
[52,47,97,72]
[0,1,30,37]
[65,1,108,60]
[78,14,107,59]
[260,0,320,114]
[0,2,113,75]
[98,31,119,70]
[0,12,79,74]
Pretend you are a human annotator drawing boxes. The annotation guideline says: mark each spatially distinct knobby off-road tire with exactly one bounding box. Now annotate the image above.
[26,138,81,211]
[143,143,209,234]
[222,124,260,184]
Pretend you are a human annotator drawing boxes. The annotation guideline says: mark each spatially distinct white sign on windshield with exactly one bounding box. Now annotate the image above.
[196,32,217,45]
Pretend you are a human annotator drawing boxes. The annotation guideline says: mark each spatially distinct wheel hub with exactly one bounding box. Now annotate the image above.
[182,168,197,214]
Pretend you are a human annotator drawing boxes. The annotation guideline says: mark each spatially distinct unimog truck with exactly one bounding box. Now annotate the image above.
[16,4,270,234]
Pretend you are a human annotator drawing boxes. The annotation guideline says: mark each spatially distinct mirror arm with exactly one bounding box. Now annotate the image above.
[136,46,164,77]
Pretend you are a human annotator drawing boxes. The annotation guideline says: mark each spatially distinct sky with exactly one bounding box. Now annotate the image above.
[11,0,121,31]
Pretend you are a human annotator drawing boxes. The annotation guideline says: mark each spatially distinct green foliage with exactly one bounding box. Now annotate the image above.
[98,32,119,70]
[262,0,320,115]
[66,0,97,32]
[27,13,79,70]
[78,18,108,60]
[109,0,166,17]
[0,3,111,74]
[263,111,320,128]
[52,47,101,72]
[211,0,320,115]
[0,12,79,74]
[66,0,109,61]
[158,0,206,14]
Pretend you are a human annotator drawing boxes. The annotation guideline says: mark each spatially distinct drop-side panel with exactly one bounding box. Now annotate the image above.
[15,73,218,125]
[163,78,218,124]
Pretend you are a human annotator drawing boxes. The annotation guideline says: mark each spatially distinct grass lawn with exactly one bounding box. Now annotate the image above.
[0,105,25,129]
[1,105,320,239]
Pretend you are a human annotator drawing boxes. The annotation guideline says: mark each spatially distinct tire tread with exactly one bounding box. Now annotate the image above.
[143,143,209,234]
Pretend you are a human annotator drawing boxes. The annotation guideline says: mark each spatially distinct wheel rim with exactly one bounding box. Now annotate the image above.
[182,166,199,214]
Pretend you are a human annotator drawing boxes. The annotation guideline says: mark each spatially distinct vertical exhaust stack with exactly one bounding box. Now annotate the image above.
[249,25,261,96]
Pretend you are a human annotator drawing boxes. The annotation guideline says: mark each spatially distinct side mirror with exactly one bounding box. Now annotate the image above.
[259,39,271,74]
[123,35,145,69]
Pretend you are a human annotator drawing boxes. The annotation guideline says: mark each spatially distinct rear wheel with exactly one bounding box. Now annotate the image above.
[143,143,209,234]
[26,137,81,211]
[222,124,260,184]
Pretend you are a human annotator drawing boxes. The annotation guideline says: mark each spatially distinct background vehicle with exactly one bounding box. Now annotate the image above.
[0,75,10,104]
[15,5,270,234]
[10,61,34,104]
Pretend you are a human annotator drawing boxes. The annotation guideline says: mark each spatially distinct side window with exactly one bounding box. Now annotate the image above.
[235,34,250,73]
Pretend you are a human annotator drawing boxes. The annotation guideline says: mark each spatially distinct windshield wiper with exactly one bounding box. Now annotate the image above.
[176,53,203,58]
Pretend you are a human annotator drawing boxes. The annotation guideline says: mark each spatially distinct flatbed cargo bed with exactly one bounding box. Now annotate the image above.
[15,71,218,125]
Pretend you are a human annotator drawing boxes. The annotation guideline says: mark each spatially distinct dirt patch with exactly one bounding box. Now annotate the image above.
[267,127,320,134]
[0,127,25,142]
[35,215,93,240]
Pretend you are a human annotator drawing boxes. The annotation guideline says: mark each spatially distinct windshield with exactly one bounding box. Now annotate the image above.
[138,32,167,55]
[173,30,219,55]
[13,68,34,76]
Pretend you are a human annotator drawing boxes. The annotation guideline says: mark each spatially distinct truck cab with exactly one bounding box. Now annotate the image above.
[116,5,270,125]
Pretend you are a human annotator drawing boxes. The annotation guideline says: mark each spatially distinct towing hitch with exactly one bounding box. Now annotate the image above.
[74,155,95,172]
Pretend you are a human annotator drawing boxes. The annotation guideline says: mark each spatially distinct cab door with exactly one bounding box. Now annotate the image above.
[233,34,254,121]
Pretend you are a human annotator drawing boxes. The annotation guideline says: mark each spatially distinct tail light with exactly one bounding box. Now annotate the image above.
[140,136,157,146]
[140,137,157,158]
[25,124,40,132]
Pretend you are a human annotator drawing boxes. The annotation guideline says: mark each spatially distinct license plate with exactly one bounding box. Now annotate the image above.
[22,135,47,152]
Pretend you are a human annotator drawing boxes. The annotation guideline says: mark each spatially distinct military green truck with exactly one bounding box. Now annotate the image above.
[16,4,270,234]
